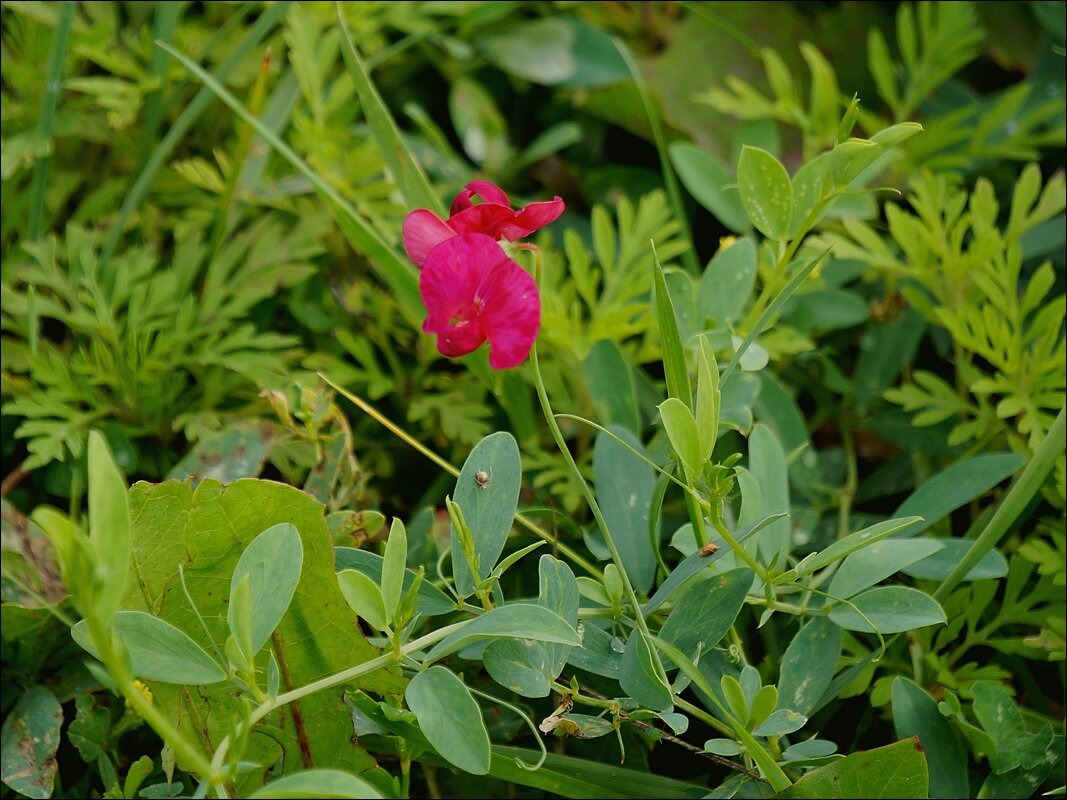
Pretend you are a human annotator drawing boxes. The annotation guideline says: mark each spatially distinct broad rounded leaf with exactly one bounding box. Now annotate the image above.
[406,667,490,775]
[829,587,946,634]
[248,768,383,799]
[229,522,304,656]
[0,687,63,799]
[737,146,792,241]
[451,432,522,596]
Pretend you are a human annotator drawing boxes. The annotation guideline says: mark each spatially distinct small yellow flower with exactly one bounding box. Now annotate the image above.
[718,235,738,252]
[126,680,154,714]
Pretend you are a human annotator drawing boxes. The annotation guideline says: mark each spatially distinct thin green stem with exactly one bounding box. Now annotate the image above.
[531,341,668,686]
[612,38,698,274]
[710,515,768,581]
[85,617,217,783]
[27,0,75,240]
[321,373,602,578]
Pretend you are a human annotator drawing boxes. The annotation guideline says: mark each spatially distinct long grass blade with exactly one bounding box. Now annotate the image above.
[100,1,292,266]
[157,41,423,326]
[336,2,443,216]
[27,0,75,240]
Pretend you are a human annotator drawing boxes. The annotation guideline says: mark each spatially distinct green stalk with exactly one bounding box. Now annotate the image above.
[100,1,292,267]
[136,1,181,170]
[84,616,217,783]
[612,38,698,274]
[27,0,75,240]
[933,404,1066,603]
[531,340,668,685]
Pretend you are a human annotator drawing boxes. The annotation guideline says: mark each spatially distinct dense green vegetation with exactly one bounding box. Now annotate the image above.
[2,2,1065,798]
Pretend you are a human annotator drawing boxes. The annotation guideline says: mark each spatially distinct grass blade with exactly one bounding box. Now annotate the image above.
[336,2,443,216]
[101,1,292,266]
[27,0,75,240]
[158,41,423,326]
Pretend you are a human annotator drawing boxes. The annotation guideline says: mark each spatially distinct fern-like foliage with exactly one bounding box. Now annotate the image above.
[539,190,686,361]
[822,165,1066,454]
[1,215,326,472]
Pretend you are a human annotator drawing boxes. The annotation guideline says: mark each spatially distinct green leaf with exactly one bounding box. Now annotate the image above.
[669,143,749,233]
[736,146,792,241]
[621,629,673,711]
[123,480,403,793]
[829,587,946,634]
[749,684,778,728]
[972,682,1054,774]
[753,708,807,737]
[248,768,384,798]
[406,666,490,775]
[777,739,929,798]
[423,604,581,665]
[891,678,969,799]
[784,290,868,332]
[480,17,629,88]
[336,547,454,616]
[451,433,522,596]
[748,424,791,565]
[698,237,758,328]
[565,621,622,679]
[229,523,304,656]
[483,639,552,698]
[337,570,387,632]
[659,398,703,479]
[538,555,580,677]
[449,78,509,172]
[584,340,641,435]
[381,519,407,626]
[653,246,693,408]
[827,539,944,599]
[88,430,130,623]
[336,7,441,215]
[795,517,924,577]
[899,540,1009,582]
[72,611,225,684]
[777,617,841,716]
[892,453,1025,537]
[0,687,63,799]
[122,756,154,800]
[166,422,274,485]
[594,427,656,593]
[660,568,752,662]
[695,336,721,461]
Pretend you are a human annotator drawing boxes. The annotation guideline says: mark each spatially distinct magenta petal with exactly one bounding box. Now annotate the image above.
[403,210,456,268]
[448,203,516,239]
[465,180,511,207]
[500,196,565,240]
[419,233,509,360]
[477,260,541,370]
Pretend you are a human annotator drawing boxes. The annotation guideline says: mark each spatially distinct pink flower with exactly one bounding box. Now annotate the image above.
[419,233,541,369]
[403,180,564,269]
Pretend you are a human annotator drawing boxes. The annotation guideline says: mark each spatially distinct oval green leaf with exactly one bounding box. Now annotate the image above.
[423,603,581,665]
[451,432,522,596]
[828,587,946,634]
[406,666,490,775]
[229,522,304,656]
[247,768,383,798]
[72,611,225,685]
[737,145,792,241]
